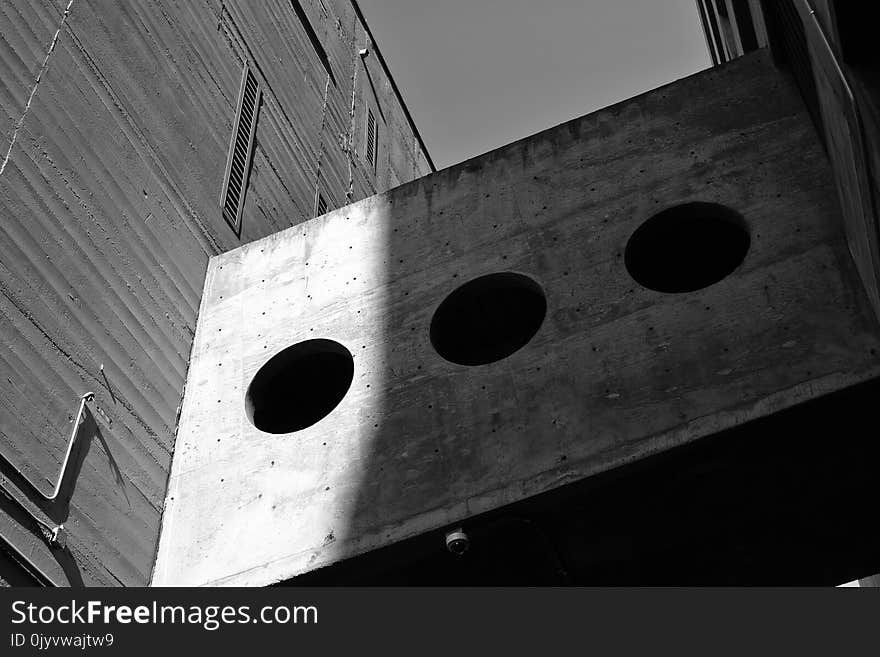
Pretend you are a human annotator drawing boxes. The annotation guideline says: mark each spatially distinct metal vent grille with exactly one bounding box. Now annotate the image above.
[315,192,328,217]
[221,65,261,232]
[365,108,377,170]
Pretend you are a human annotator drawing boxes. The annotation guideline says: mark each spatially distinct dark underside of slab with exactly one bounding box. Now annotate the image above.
[284,376,880,586]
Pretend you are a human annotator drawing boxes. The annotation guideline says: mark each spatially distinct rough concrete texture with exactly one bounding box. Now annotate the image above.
[0,0,430,586]
[799,0,880,327]
[152,50,880,586]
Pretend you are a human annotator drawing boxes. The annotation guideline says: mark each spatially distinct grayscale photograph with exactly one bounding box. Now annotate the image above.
[0,0,877,604]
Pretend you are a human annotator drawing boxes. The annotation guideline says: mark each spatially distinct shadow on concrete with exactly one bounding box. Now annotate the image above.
[281,92,880,586]
[289,373,880,585]
[274,50,880,586]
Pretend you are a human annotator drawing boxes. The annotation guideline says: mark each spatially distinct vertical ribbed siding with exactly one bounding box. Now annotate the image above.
[761,0,825,149]
[0,0,433,587]
[221,66,261,232]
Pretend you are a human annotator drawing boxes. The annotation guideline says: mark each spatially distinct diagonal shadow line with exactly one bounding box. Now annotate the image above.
[360,60,386,125]
[89,412,130,507]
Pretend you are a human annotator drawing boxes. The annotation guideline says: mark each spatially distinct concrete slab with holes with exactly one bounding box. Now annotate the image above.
[151,50,880,586]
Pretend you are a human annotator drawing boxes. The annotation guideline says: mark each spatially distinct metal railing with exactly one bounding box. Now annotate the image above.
[0,391,94,585]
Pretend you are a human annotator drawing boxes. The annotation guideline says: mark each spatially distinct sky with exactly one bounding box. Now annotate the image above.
[358,0,712,169]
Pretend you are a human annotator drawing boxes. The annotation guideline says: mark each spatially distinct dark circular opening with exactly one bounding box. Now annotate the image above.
[430,272,546,366]
[624,202,750,293]
[245,339,354,434]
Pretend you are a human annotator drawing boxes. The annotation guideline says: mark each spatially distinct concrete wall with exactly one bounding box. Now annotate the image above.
[786,0,880,331]
[697,0,880,586]
[153,50,880,586]
[0,0,431,586]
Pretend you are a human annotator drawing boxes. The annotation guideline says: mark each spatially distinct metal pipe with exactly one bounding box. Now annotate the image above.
[48,391,94,501]
[0,391,93,551]
[1,391,94,502]
[0,391,92,586]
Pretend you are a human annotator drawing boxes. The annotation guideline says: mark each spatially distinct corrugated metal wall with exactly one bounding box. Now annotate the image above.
[0,0,432,585]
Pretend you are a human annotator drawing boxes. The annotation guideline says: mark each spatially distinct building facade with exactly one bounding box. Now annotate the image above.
[155,0,880,585]
[3,0,878,587]
[696,0,880,587]
[0,0,432,586]
[153,45,880,586]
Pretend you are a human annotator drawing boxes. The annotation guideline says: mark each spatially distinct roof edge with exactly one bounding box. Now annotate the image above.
[349,0,436,172]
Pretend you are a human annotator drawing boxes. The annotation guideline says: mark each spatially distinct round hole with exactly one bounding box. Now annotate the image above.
[430,272,546,366]
[245,339,354,434]
[624,202,749,293]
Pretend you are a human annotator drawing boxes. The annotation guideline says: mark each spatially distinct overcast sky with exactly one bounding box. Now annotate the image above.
[358,0,711,169]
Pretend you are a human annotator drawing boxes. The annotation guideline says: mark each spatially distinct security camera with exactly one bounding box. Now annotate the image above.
[445,528,469,556]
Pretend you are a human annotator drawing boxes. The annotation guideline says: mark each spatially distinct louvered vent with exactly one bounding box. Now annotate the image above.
[315,192,328,217]
[221,65,261,232]
[365,108,377,171]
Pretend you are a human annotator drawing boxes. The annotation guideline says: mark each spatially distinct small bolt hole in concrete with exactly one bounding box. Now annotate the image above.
[245,339,354,433]
[625,202,750,293]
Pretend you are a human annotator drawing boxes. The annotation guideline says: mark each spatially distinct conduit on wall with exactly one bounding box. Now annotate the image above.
[0,391,95,586]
